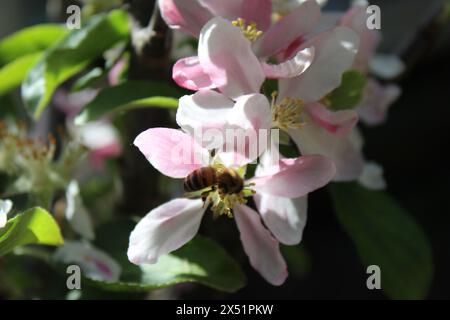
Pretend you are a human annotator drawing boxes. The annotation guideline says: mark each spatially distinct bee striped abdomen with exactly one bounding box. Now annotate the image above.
[184,167,217,192]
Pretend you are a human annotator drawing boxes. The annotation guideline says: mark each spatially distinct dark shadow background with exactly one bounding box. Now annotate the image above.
[1,0,449,299]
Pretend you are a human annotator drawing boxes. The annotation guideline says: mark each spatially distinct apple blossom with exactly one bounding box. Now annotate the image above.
[0,120,84,202]
[54,241,121,282]
[176,22,363,181]
[271,23,361,177]
[128,127,335,285]
[159,0,272,38]
[338,0,403,126]
[168,0,364,181]
[54,89,123,169]
[72,120,122,170]
[172,15,316,99]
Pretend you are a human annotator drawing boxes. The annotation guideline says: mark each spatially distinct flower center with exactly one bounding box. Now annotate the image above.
[231,18,263,42]
[271,91,306,130]
[205,190,247,218]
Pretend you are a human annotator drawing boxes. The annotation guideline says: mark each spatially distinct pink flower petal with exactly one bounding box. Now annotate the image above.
[279,26,360,102]
[198,17,265,99]
[254,144,283,177]
[289,125,364,181]
[220,94,272,167]
[177,90,234,133]
[262,47,315,79]
[173,56,217,91]
[254,193,308,245]
[90,143,122,170]
[198,0,242,20]
[128,198,205,264]
[198,0,272,32]
[240,0,272,32]
[357,79,401,126]
[307,102,359,136]
[340,0,381,71]
[234,204,288,286]
[108,58,126,86]
[251,156,336,198]
[158,0,213,37]
[254,0,321,59]
[133,128,208,179]
[226,94,272,132]
[55,241,121,282]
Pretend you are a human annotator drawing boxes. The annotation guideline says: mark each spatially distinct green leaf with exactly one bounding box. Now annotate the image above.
[325,70,367,110]
[0,53,42,96]
[329,183,433,299]
[281,244,311,279]
[22,10,129,118]
[87,236,246,293]
[71,67,105,92]
[0,24,67,65]
[75,81,180,124]
[88,219,246,293]
[0,207,64,257]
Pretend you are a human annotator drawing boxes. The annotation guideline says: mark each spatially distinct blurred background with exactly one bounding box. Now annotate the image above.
[0,0,449,299]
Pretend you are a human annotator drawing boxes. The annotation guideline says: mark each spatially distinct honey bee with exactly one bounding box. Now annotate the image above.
[184,166,244,196]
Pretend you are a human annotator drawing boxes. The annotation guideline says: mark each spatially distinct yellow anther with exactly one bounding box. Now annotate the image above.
[205,189,249,219]
[271,92,306,130]
[232,18,263,42]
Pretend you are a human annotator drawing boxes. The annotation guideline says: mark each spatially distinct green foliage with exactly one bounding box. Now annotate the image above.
[325,70,367,110]
[281,244,311,279]
[330,182,433,299]
[22,9,130,118]
[0,53,42,96]
[0,207,64,257]
[88,219,246,293]
[75,81,181,124]
[0,24,67,65]
[71,67,105,92]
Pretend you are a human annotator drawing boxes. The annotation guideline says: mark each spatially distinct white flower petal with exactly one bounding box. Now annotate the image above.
[279,26,360,102]
[358,162,386,190]
[289,124,364,181]
[65,181,95,240]
[74,121,120,151]
[128,198,205,265]
[0,199,13,229]
[177,90,234,147]
[369,54,405,80]
[254,194,308,245]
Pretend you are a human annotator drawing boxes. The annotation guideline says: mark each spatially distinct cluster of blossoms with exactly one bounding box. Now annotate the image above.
[127,0,402,285]
[0,120,121,281]
[0,120,84,204]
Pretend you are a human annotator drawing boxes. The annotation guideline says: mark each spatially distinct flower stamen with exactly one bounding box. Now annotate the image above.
[232,18,263,42]
[206,190,248,218]
[271,91,306,130]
